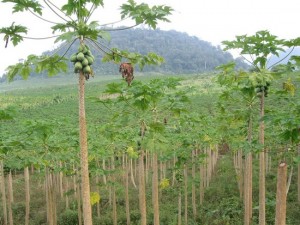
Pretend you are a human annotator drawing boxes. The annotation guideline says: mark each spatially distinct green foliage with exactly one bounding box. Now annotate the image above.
[120,0,173,29]
[222,30,292,70]
[0,22,27,47]
[61,0,104,18]
[102,48,165,70]
[0,106,16,121]
[0,74,300,224]
[2,0,42,15]
[58,210,79,225]
[5,54,68,81]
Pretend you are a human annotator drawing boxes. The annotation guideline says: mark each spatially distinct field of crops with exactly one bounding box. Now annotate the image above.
[0,73,299,225]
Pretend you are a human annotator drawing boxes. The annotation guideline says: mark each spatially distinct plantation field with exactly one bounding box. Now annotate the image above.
[0,73,299,225]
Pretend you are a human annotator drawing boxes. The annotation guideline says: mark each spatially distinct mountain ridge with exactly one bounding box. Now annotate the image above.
[0,28,249,82]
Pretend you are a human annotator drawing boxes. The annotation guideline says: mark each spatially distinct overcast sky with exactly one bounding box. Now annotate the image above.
[0,0,299,76]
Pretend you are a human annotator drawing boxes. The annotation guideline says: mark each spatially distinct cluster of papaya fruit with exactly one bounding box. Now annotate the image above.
[255,82,270,97]
[70,44,95,80]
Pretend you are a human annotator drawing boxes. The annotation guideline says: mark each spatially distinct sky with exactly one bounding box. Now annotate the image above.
[0,0,299,76]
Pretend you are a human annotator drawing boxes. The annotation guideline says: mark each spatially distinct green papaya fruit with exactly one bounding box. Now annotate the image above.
[78,45,84,52]
[77,52,85,61]
[83,65,91,74]
[74,61,83,71]
[86,50,92,56]
[82,58,89,66]
[86,56,94,65]
[82,46,88,54]
[70,53,77,62]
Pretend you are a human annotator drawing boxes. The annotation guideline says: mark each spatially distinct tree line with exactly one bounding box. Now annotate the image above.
[0,28,249,82]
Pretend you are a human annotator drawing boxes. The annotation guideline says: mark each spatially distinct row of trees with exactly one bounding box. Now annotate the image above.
[0,61,299,225]
[217,30,300,225]
[0,78,223,225]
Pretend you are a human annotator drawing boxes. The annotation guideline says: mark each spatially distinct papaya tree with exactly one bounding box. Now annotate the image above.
[221,30,299,225]
[99,78,189,225]
[0,107,17,225]
[0,1,173,224]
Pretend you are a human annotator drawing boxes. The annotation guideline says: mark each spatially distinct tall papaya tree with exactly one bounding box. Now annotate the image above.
[0,1,173,224]
[221,30,300,225]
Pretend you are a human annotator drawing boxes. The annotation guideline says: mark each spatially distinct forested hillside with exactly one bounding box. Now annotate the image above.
[93,28,248,74]
[0,28,248,82]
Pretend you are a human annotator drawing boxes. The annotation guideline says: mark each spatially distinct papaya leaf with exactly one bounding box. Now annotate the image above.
[2,0,43,15]
[89,0,104,7]
[98,30,111,42]
[104,82,124,95]
[0,22,27,47]
[222,30,291,69]
[54,31,77,43]
[51,22,75,33]
[288,37,300,47]
[149,122,165,133]
[35,55,68,76]
[61,1,90,18]
[289,55,300,67]
[5,63,24,82]
[120,0,173,29]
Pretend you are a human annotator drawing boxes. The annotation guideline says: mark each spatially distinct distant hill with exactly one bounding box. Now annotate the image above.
[1,28,249,82]
[267,47,300,68]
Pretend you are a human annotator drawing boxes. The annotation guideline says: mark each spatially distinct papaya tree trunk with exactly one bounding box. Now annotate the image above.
[178,188,182,225]
[78,71,93,225]
[96,160,101,218]
[275,162,287,225]
[259,93,266,225]
[244,114,253,225]
[145,150,149,184]
[111,157,117,225]
[102,159,107,185]
[199,160,205,204]
[8,170,13,204]
[233,150,243,198]
[172,156,176,186]
[0,161,8,225]
[7,171,13,225]
[152,152,160,225]
[130,158,137,188]
[286,166,293,195]
[124,156,131,225]
[184,164,188,225]
[138,150,147,225]
[59,161,64,199]
[298,146,300,203]
[46,169,57,225]
[76,175,82,225]
[191,150,196,219]
[65,176,69,210]
[24,166,30,225]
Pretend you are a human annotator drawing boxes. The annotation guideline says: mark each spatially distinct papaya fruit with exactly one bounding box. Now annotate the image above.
[78,45,84,52]
[70,53,77,62]
[83,65,91,74]
[77,52,85,61]
[86,56,94,65]
[74,62,83,71]
[82,58,89,67]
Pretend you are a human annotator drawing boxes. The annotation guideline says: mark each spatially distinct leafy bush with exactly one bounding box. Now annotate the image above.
[58,209,79,225]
